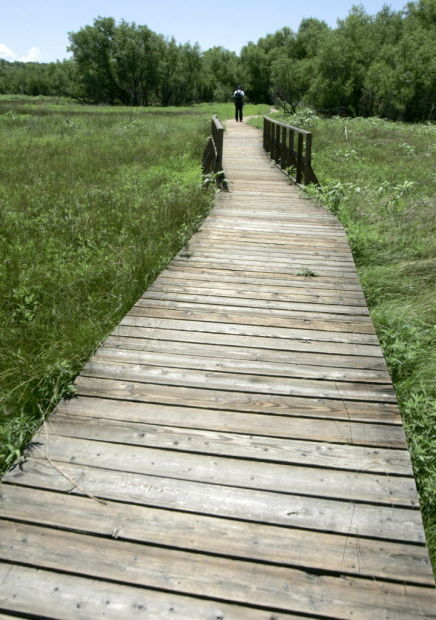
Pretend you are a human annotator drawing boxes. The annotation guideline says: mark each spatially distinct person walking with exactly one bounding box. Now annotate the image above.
[233,86,245,122]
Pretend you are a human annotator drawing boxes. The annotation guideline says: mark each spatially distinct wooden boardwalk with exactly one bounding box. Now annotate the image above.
[1,119,434,618]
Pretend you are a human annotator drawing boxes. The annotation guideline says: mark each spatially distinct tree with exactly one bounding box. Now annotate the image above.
[68,17,165,105]
[295,18,330,59]
[159,41,203,105]
[112,21,165,105]
[240,42,271,103]
[308,7,377,115]
[200,47,242,102]
[270,54,310,112]
[68,17,121,103]
[363,2,436,119]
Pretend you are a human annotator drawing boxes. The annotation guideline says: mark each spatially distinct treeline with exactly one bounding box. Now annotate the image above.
[0,59,79,99]
[0,0,434,120]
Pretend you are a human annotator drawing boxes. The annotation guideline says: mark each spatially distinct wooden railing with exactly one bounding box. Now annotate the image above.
[202,115,225,187]
[263,116,319,185]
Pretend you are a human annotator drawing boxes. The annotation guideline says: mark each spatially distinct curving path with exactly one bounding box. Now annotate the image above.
[0,119,434,618]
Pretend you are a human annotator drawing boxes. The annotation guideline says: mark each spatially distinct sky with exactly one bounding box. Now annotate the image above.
[1,0,410,63]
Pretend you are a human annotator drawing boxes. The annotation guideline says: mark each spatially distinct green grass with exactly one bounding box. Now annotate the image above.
[251,111,436,570]
[1,99,264,472]
[0,96,269,118]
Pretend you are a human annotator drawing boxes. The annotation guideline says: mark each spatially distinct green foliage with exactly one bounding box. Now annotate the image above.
[240,43,272,103]
[245,0,434,120]
[362,6,436,121]
[0,59,79,98]
[270,55,310,113]
[200,47,243,102]
[297,266,318,277]
[68,17,166,105]
[0,100,220,472]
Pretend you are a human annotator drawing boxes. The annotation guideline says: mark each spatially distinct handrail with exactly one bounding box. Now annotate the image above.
[263,116,319,185]
[202,115,226,188]
[211,115,224,172]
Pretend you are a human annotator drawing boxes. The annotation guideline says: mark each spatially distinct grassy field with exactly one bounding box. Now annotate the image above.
[251,110,436,569]
[0,98,267,473]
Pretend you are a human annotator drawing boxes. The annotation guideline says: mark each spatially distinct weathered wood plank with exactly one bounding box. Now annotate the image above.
[1,485,431,584]
[121,314,378,343]
[46,413,414,482]
[194,226,349,239]
[190,231,351,248]
[172,258,359,278]
[187,243,352,259]
[148,282,368,307]
[103,335,388,371]
[136,291,368,317]
[4,458,424,542]
[1,521,434,619]
[112,325,381,358]
[27,431,416,504]
[75,375,402,423]
[82,358,396,402]
[129,303,376,336]
[155,272,365,298]
[57,396,407,447]
[95,345,391,383]
[166,263,364,290]
[0,563,297,620]
[134,295,372,325]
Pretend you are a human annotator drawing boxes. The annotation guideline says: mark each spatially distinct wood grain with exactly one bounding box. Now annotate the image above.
[1,485,431,585]
[1,521,434,619]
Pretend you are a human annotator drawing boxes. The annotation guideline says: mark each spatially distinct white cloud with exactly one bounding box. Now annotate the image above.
[0,44,42,62]
[0,43,17,60]
[19,46,41,62]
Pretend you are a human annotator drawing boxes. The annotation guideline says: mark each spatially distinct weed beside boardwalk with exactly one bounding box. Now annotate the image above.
[1,100,263,472]
[252,111,436,570]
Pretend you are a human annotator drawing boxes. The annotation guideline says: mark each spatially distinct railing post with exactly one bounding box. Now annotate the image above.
[289,128,295,169]
[212,115,224,173]
[304,133,312,185]
[274,123,280,162]
[280,125,287,170]
[263,118,268,151]
[270,120,276,160]
[296,133,304,184]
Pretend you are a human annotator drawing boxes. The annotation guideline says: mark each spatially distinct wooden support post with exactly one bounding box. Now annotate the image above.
[289,128,295,169]
[212,115,224,173]
[281,125,287,169]
[296,133,304,184]
[304,133,312,185]
[271,123,276,161]
[263,118,268,151]
[267,118,272,153]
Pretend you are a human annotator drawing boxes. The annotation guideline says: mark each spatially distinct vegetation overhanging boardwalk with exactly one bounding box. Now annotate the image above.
[1,119,434,618]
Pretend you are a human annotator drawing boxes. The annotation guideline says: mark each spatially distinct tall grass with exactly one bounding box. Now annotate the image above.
[1,100,261,471]
[252,111,436,569]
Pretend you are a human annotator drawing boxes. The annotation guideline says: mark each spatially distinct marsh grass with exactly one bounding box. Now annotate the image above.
[251,111,436,568]
[0,99,266,472]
